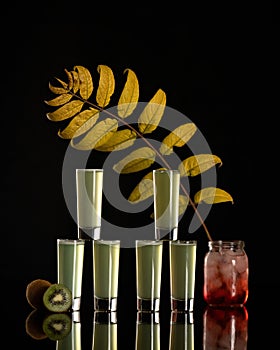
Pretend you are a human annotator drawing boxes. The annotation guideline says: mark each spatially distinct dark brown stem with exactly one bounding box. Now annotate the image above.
[70,93,213,241]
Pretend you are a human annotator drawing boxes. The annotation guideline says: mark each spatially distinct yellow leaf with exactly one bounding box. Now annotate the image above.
[46,100,84,121]
[194,187,234,205]
[64,69,73,90]
[71,118,118,150]
[96,65,115,108]
[138,89,166,134]
[113,147,156,174]
[71,70,80,93]
[179,194,189,215]
[129,168,166,203]
[95,129,137,152]
[179,154,223,177]
[129,178,153,203]
[58,108,99,139]
[159,123,197,155]
[117,68,139,118]
[44,93,73,107]
[74,65,93,100]
[48,82,68,95]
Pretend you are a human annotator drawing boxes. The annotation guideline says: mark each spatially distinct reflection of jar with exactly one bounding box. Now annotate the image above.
[203,240,249,307]
[203,306,248,350]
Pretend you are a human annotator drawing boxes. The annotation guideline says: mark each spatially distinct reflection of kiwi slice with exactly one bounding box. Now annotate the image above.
[43,283,72,312]
[42,313,72,341]
[26,279,52,309]
[25,309,48,340]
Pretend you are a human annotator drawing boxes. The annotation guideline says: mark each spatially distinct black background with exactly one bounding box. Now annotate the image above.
[6,1,276,349]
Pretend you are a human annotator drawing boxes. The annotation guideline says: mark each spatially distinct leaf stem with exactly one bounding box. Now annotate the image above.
[71,93,213,241]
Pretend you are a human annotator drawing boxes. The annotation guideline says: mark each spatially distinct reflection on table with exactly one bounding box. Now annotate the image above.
[203,306,248,349]
[25,306,249,349]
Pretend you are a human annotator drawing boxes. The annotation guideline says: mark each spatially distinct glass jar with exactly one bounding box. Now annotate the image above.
[203,240,249,307]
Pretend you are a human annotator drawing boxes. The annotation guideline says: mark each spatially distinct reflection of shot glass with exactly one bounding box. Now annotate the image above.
[169,311,194,350]
[153,169,180,240]
[56,312,82,350]
[169,240,197,312]
[203,306,248,349]
[135,312,160,350]
[93,240,120,311]
[76,169,103,240]
[57,239,85,311]
[92,311,117,350]
[136,240,163,312]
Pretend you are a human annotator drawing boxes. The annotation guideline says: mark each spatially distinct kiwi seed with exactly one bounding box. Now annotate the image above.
[43,283,72,312]
[42,312,72,341]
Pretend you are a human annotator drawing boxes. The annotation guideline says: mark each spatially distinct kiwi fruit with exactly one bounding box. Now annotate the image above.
[25,309,47,340]
[26,279,52,309]
[43,283,72,312]
[42,312,72,341]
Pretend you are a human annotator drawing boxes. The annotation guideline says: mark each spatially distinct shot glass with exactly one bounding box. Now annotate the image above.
[135,312,160,350]
[153,169,180,240]
[57,239,85,311]
[136,240,163,312]
[169,311,194,350]
[76,169,103,240]
[92,311,117,350]
[169,240,197,312]
[92,239,120,311]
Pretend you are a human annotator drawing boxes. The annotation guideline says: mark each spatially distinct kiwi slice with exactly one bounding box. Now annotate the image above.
[25,309,47,340]
[43,283,72,312]
[42,313,72,341]
[26,279,52,309]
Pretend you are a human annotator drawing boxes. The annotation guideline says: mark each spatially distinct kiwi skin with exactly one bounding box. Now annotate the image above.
[26,279,52,310]
[25,309,48,340]
[43,283,72,313]
[42,312,72,341]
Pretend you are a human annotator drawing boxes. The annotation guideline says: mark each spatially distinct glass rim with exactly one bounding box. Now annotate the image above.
[153,169,180,174]
[170,240,197,245]
[93,239,120,245]
[209,239,245,244]
[135,239,163,245]
[76,168,103,172]
[57,239,85,244]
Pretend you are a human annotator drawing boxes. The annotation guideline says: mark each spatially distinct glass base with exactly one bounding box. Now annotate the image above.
[137,311,160,324]
[72,297,81,311]
[94,311,117,324]
[137,297,160,312]
[171,311,194,324]
[78,227,101,240]
[72,311,81,323]
[155,227,178,241]
[171,297,194,312]
[94,297,117,311]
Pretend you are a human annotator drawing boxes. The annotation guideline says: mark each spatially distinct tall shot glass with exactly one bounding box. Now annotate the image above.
[76,169,103,240]
[93,240,120,311]
[169,240,197,312]
[57,239,85,311]
[153,169,180,241]
[136,240,163,312]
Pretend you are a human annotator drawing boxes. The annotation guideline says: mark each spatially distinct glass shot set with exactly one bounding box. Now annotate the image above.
[56,168,197,316]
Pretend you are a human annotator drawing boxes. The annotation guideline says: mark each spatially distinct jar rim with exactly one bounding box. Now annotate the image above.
[208,240,245,248]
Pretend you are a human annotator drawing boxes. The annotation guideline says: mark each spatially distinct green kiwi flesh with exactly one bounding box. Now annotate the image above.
[42,313,72,341]
[43,283,72,312]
